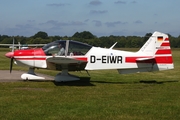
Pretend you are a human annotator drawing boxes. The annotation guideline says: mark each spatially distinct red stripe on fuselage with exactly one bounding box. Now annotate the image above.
[13,48,46,61]
[125,56,173,64]
[15,58,46,60]
[14,48,46,56]
[125,57,151,63]
[73,57,87,62]
[155,56,173,64]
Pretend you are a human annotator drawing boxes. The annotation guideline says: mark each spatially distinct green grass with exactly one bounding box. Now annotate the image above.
[0,48,180,120]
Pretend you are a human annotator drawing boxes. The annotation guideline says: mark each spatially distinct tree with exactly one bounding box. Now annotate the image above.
[33,31,48,39]
[131,37,142,48]
[72,31,95,39]
[0,37,13,44]
[72,32,80,38]
[143,33,152,44]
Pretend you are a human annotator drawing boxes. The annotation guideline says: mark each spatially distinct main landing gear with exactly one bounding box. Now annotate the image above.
[54,69,80,82]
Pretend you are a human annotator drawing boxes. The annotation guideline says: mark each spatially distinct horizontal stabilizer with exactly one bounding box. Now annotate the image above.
[136,57,154,61]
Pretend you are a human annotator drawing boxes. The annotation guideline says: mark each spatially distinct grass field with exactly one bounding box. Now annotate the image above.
[0,48,180,120]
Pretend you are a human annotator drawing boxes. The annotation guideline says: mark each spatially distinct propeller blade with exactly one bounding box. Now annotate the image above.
[12,38,15,52]
[10,58,14,73]
[9,38,15,73]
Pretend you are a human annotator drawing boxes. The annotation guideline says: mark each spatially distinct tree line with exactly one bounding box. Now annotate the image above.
[0,31,180,48]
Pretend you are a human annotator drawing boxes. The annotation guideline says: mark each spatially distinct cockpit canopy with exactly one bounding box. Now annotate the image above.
[42,40,92,56]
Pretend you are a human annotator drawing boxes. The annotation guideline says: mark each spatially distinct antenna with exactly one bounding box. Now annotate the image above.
[109,42,117,49]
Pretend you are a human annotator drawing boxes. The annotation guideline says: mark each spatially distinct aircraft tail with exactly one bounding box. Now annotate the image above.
[119,31,174,74]
[139,31,174,71]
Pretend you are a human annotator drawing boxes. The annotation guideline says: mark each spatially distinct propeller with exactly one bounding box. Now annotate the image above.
[10,57,14,73]
[12,37,15,52]
[10,38,15,73]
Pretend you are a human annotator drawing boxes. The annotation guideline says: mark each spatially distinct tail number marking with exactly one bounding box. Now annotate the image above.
[90,55,122,64]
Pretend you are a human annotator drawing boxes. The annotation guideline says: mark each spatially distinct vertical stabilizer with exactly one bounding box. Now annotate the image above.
[118,31,174,74]
[139,31,174,71]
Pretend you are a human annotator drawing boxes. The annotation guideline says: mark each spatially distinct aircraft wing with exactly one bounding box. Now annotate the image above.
[0,44,18,46]
[46,56,87,64]
[26,44,46,47]
[0,44,46,47]
[46,56,88,71]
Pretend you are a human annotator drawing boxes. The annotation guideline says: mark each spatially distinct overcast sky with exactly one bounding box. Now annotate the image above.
[0,0,180,37]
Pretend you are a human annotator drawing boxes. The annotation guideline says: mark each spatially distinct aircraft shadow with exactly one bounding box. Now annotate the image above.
[138,80,179,84]
[91,80,179,85]
[53,77,95,86]
[26,77,95,86]
[24,79,178,86]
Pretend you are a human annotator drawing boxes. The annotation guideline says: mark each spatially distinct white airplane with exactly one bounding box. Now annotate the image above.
[5,31,174,82]
[0,40,46,50]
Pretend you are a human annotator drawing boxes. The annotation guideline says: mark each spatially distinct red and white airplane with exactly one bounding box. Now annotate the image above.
[5,31,174,82]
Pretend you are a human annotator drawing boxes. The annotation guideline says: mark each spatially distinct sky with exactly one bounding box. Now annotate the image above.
[0,0,180,37]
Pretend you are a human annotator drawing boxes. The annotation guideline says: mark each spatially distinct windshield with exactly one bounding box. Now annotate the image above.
[42,40,92,56]
[42,40,66,56]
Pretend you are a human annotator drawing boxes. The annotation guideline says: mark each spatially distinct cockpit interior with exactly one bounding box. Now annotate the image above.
[42,40,92,56]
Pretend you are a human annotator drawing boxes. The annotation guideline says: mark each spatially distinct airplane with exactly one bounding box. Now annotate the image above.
[0,39,46,50]
[5,31,174,82]
[0,43,46,50]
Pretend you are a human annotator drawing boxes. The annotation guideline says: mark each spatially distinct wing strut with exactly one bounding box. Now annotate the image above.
[86,70,90,76]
